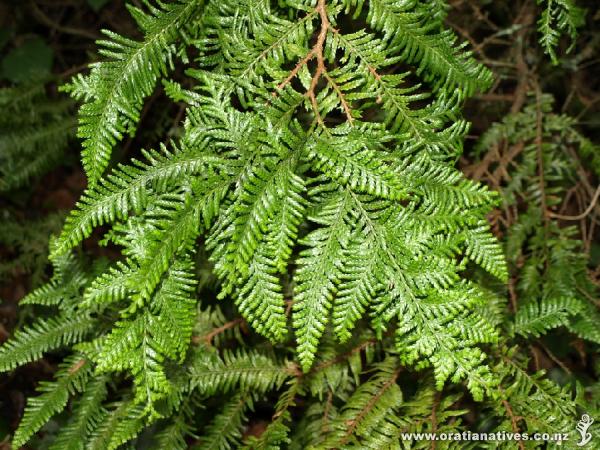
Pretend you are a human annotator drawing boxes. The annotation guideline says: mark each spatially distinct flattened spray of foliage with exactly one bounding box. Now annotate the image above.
[0,0,598,448]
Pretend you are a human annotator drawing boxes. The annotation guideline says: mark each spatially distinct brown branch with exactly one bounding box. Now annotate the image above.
[276,51,316,91]
[29,1,101,40]
[311,339,376,373]
[275,0,354,124]
[323,71,354,123]
[501,395,525,450]
[548,185,600,221]
[276,0,330,93]
[192,318,244,346]
[68,358,88,375]
[536,342,572,375]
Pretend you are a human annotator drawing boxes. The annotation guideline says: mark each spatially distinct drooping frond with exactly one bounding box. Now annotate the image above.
[537,0,584,63]
[512,297,584,338]
[51,143,228,257]
[0,314,95,372]
[241,380,298,449]
[293,191,352,371]
[362,0,493,96]
[394,282,499,400]
[319,358,402,448]
[490,350,579,437]
[12,356,92,448]
[198,392,254,450]
[0,82,76,191]
[93,259,197,408]
[49,375,109,450]
[154,395,199,450]
[188,348,293,395]
[63,0,205,184]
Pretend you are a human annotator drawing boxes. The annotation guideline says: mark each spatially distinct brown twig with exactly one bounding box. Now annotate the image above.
[192,318,244,346]
[323,71,354,123]
[536,342,572,375]
[501,393,525,450]
[548,185,600,221]
[68,358,87,374]
[276,0,329,92]
[275,0,353,124]
[29,1,101,40]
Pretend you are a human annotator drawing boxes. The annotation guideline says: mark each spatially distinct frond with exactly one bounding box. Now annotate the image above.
[363,0,493,96]
[93,259,196,409]
[0,314,95,372]
[566,302,600,344]
[333,232,380,342]
[537,0,584,63]
[51,142,228,258]
[103,402,146,450]
[131,191,201,300]
[85,400,142,450]
[462,221,509,281]
[62,0,205,184]
[188,348,293,395]
[94,312,172,407]
[309,126,407,200]
[81,260,135,309]
[19,252,89,309]
[154,396,199,450]
[241,381,298,449]
[293,191,352,371]
[49,375,109,450]
[394,282,499,401]
[512,297,584,338]
[319,358,402,448]
[12,356,92,448]
[197,393,254,450]
[0,82,76,191]
[493,351,578,435]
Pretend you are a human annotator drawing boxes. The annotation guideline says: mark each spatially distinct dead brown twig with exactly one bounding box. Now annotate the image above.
[548,185,600,221]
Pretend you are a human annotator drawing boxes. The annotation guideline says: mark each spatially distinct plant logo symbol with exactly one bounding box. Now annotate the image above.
[576,414,594,447]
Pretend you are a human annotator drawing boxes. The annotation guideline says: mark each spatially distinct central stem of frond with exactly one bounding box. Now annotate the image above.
[276,0,354,124]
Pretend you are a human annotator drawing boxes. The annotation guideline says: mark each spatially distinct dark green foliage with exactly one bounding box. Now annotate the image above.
[477,94,600,344]
[0,212,64,285]
[0,82,76,191]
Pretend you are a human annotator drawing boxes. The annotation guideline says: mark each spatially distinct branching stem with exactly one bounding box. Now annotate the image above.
[276,0,354,124]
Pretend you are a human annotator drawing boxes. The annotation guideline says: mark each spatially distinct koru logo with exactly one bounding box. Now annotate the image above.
[576,414,594,447]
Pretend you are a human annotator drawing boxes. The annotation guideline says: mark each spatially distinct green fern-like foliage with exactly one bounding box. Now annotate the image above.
[1,1,597,449]
[0,82,77,191]
[0,212,64,286]
[477,94,600,345]
[62,0,204,185]
[54,0,505,391]
[537,0,585,63]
